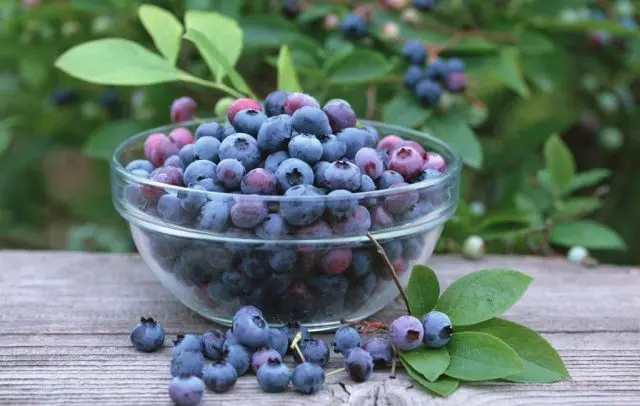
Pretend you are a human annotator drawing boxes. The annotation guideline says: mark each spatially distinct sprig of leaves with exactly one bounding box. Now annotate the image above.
[399,265,569,397]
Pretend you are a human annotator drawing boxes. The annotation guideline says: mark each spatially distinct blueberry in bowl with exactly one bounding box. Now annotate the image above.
[111,91,461,331]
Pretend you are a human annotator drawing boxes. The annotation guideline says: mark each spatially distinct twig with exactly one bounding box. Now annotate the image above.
[290,331,306,363]
[326,367,346,377]
[390,351,398,379]
[366,232,412,315]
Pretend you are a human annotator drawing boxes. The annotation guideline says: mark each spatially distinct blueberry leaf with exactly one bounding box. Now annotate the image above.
[445,332,524,381]
[400,347,450,382]
[402,359,459,397]
[435,268,532,326]
[326,49,394,85]
[83,120,146,160]
[183,29,254,97]
[277,45,302,93]
[564,168,611,195]
[549,220,626,250]
[544,134,575,194]
[382,93,432,129]
[138,4,183,65]
[407,265,439,317]
[55,39,181,85]
[423,108,482,169]
[459,318,569,383]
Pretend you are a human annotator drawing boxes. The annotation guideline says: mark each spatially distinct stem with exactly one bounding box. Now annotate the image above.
[178,71,245,99]
[290,331,306,363]
[390,352,398,379]
[366,232,412,315]
[326,367,346,377]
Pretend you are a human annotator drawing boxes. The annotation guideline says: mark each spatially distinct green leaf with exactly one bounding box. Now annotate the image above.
[424,108,482,169]
[407,265,440,317]
[326,49,393,85]
[138,4,183,65]
[0,117,19,156]
[477,212,533,240]
[565,169,611,195]
[83,120,146,160]
[277,45,302,93]
[18,55,47,88]
[435,269,533,326]
[185,10,243,82]
[460,318,568,383]
[544,134,575,193]
[55,39,181,85]
[555,197,602,218]
[400,347,450,382]
[382,93,431,128]
[402,359,459,397]
[445,332,524,381]
[183,29,253,97]
[550,220,626,250]
[468,49,530,97]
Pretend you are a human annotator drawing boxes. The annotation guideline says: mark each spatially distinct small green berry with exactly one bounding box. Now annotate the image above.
[215,97,235,118]
[599,127,624,151]
[462,235,485,260]
[567,246,588,264]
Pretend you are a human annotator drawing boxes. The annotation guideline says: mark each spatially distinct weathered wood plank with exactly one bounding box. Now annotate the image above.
[0,251,638,405]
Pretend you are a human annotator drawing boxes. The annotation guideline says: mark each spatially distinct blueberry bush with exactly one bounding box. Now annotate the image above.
[1,0,639,264]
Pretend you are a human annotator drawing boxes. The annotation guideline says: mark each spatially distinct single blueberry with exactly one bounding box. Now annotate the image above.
[363,337,393,367]
[355,147,384,180]
[231,108,267,137]
[345,347,374,383]
[403,235,425,259]
[323,99,357,133]
[257,114,293,153]
[278,322,311,354]
[298,338,330,367]
[363,125,379,148]
[233,305,264,322]
[255,214,289,240]
[183,160,217,187]
[196,200,230,232]
[178,144,197,167]
[157,194,192,225]
[275,158,315,191]
[171,349,205,378]
[327,189,357,217]
[388,315,424,351]
[358,174,378,207]
[313,161,331,188]
[377,170,404,189]
[330,205,371,235]
[324,160,362,191]
[216,158,246,190]
[251,348,283,374]
[447,57,465,73]
[342,13,367,40]
[224,344,252,376]
[347,250,374,281]
[267,328,289,357]
[201,329,226,361]
[291,106,331,137]
[284,92,320,115]
[219,133,261,170]
[415,79,442,106]
[257,358,292,393]
[178,185,208,213]
[268,250,298,273]
[332,325,361,356]
[288,133,324,164]
[424,58,449,81]
[264,90,290,117]
[337,127,370,158]
[422,311,453,348]
[240,168,276,195]
[404,65,425,90]
[130,317,165,352]
[164,155,184,169]
[414,0,436,10]
[382,240,404,260]
[168,376,205,406]
[264,151,290,173]
[202,362,237,393]
[222,271,252,296]
[230,199,268,229]
[403,39,428,65]
[173,334,203,357]
[291,362,325,394]
[232,312,270,349]
[126,159,155,173]
[384,183,420,215]
[172,247,217,286]
[195,121,225,141]
[279,185,326,226]
[320,134,347,162]
[345,272,377,310]
[193,136,221,162]
[223,122,236,137]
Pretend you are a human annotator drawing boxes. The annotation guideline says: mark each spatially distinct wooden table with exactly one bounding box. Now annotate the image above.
[1,250,639,405]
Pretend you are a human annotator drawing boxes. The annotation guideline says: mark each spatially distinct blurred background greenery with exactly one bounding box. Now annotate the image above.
[1,0,638,264]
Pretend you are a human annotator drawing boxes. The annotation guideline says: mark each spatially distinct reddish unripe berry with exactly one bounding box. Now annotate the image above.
[144,133,179,167]
[377,135,403,151]
[423,152,447,172]
[228,98,262,122]
[284,93,320,115]
[370,205,394,229]
[388,146,424,180]
[320,248,353,275]
[170,97,197,123]
[168,128,194,149]
[393,140,426,160]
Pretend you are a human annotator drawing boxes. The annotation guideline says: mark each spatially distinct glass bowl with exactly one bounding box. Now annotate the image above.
[111,119,461,331]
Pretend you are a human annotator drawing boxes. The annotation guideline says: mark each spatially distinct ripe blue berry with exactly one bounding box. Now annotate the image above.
[179,185,208,213]
[342,13,367,40]
[330,205,372,235]
[264,90,290,117]
[232,312,270,349]
[196,201,230,232]
[298,338,330,367]
[323,99,357,133]
[404,65,424,90]
[257,358,292,393]
[363,337,393,367]
[241,168,276,195]
[183,160,216,187]
[292,362,325,394]
[403,39,428,65]
[345,347,374,382]
[224,344,252,376]
[327,189,357,217]
[216,159,245,190]
[219,133,260,170]
[231,108,267,137]
[171,349,205,378]
[447,57,465,73]
[193,136,220,162]
[324,160,362,191]
[201,329,226,360]
[422,311,453,348]
[414,0,435,11]
[321,134,347,162]
[313,161,331,188]
[292,106,332,137]
[157,194,192,225]
[168,376,204,406]
[275,158,315,191]
[358,174,378,206]
[251,348,283,373]
[233,305,264,322]
[173,334,202,357]
[202,362,237,393]
[337,128,370,158]
[279,184,326,226]
[195,121,225,141]
[332,325,361,355]
[284,92,320,115]
[415,79,442,106]
[164,155,184,169]
[268,250,298,273]
[278,322,311,354]
[126,159,155,174]
[288,134,324,164]
[255,213,289,240]
[425,58,448,81]
[179,144,197,167]
[268,328,289,357]
[384,183,419,214]
[389,315,424,351]
[223,122,236,136]
[363,125,379,148]
[130,317,165,352]
[348,250,374,280]
[257,114,293,153]
[264,151,290,173]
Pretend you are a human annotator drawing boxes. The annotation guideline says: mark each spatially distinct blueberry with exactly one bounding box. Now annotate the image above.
[202,362,237,393]
[320,248,353,275]
[295,220,333,239]
[388,146,424,180]
[195,121,225,141]
[288,133,323,164]
[201,329,226,360]
[355,147,384,180]
[233,305,264,322]
[358,174,377,206]
[130,317,165,352]
[403,39,428,65]
[168,376,204,406]
[157,194,192,225]
[264,151,290,173]
[283,92,320,115]
[251,348,283,373]
[171,96,197,122]
[126,159,154,174]
[346,272,377,310]
[223,122,236,137]
[337,128,370,158]
[324,160,362,191]
[193,136,220,162]
[313,161,331,188]
[178,144,197,167]
[268,249,298,273]
[257,358,292,393]
[216,159,246,190]
[388,315,424,351]
[363,337,393,367]
[384,183,419,214]
[403,236,424,259]
[255,213,289,240]
[422,311,453,348]
[171,349,205,378]
[347,250,374,280]
[279,185,326,226]
[232,312,270,349]
[326,189,357,217]
[50,88,79,106]
[363,125,379,148]
[239,253,270,279]
[264,90,290,117]
[396,200,433,223]
[267,328,289,357]
[298,338,330,367]
[225,227,256,254]
[281,0,301,19]
[404,65,424,90]
[230,199,268,228]
[291,106,331,137]
[169,128,194,149]
[415,79,442,106]
[178,186,208,215]
[183,160,216,187]
[173,334,202,357]
[196,201,230,232]
[424,58,448,81]
[330,205,371,235]
[342,13,367,40]
[321,134,347,162]
[227,98,263,122]
[418,167,442,182]
[145,133,179,167]
[278,322,310,351]
[382,240,403,260]
[446,72,467,93]
[377,170,404,189]
[224,344,252,376]
[275,158,315,191]
[332,325,361,355]
[414,0,435,10]
[344,347,374,383]
[257,114,293,153]
[447,57,465,73]
[219,133,261,170]
[323,99,357,133]
[222,270,252,296]
[292,362,325,394]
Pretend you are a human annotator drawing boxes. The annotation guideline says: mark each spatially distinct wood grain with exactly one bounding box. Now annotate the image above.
[0,250,638,405]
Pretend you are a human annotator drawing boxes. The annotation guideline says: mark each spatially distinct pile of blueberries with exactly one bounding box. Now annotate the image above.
[129,304,453,405]
[122,90,449,322]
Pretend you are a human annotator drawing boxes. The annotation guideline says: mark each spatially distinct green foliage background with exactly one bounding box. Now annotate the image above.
[1,0,638,264]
